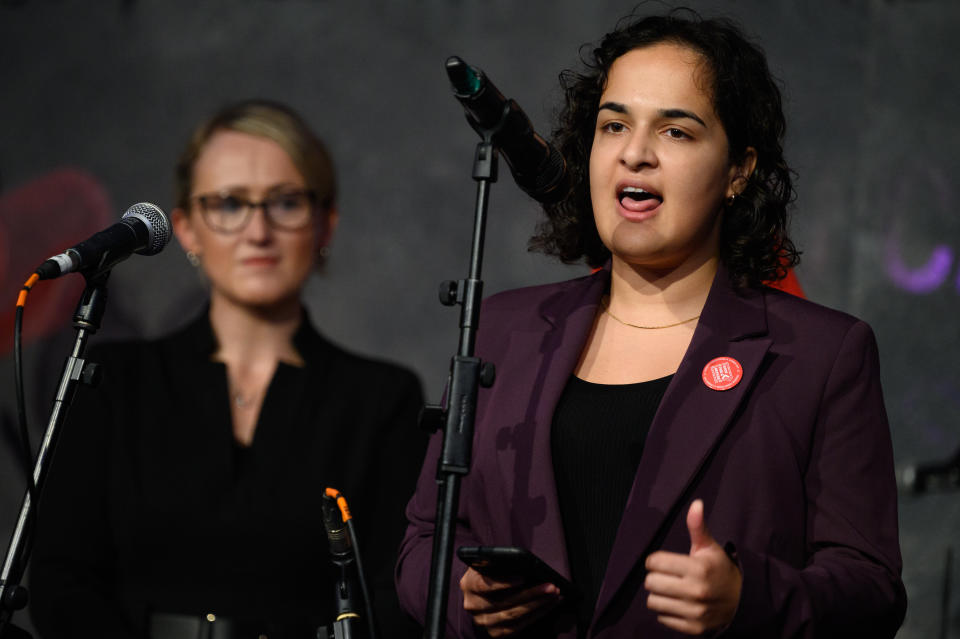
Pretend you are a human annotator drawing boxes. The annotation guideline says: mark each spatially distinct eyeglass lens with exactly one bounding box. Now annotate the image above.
[197,190,315,232]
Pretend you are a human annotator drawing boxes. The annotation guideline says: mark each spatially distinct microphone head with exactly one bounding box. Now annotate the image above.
[446,56,483,97]
[123,202,171,256]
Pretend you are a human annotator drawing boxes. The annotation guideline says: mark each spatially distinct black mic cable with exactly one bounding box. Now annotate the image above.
[12,274,41,551]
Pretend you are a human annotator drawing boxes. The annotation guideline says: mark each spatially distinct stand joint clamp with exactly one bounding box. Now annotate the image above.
[80,361,101,388]
[438,280,462,306]
[419,405,446,434]
[1,583,28,611]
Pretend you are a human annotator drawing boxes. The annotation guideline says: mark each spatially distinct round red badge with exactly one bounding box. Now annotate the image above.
[701,357,743,391]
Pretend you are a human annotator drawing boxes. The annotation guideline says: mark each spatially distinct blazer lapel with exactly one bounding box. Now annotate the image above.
[493,271,608,578]
[593,270,771,622]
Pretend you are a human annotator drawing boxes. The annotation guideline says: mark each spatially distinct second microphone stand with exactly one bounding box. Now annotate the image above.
[0,272,109,639]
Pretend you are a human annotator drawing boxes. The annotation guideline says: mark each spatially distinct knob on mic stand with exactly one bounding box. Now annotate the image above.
[898,445,960,494]
[317,489,377,639]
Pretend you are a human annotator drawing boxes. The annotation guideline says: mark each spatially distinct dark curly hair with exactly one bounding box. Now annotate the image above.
[529,7,799,288]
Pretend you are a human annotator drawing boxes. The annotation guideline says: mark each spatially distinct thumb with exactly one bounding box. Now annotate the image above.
[686,499,716,554]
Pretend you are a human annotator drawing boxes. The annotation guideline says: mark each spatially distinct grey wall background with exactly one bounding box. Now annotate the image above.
[1,0,958,636]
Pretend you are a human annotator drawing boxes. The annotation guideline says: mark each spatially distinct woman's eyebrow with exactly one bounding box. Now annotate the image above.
[598,102,707,128]
[598,101,628,114]
[659,108,706,127]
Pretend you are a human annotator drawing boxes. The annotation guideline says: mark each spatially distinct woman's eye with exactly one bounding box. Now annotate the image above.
[601,121,626,133]
[276,195,304,210]
[220,196,245,213]
[665,128,690,140]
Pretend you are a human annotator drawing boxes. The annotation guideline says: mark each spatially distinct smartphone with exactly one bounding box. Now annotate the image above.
[457,545,577,597]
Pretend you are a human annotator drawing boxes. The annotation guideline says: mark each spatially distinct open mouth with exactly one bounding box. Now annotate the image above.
[618,185,663,213]
[618,185,663,205]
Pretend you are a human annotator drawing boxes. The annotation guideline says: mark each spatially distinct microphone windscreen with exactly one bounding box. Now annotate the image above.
[124,202,170,256]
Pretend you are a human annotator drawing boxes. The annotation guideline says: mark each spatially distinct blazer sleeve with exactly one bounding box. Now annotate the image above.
[724,320,907,638]
[29,356,143,639]
[395,425,486,639]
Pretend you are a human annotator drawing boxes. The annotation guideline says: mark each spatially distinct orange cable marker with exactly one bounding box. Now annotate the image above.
[17,273,40,308]
[324,487,352,522]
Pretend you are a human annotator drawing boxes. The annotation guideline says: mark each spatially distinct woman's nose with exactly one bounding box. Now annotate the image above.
[620,132,658,171]
[243,204,273,242]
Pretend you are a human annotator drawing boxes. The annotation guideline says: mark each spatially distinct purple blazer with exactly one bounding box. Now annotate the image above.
[396,267,906,638]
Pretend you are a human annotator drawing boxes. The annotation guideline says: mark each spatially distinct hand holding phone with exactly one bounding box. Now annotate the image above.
[457,546,573,637]
[457,546,576,596]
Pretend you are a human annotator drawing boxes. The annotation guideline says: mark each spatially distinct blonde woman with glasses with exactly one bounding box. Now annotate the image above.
[31,100,426,639]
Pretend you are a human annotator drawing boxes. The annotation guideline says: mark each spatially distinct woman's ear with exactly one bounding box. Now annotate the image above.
[171,207,200,256]
[727,147,758,199]
[318,206,339,252]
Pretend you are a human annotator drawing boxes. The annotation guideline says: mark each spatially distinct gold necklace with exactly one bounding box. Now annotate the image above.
[600,295,701,330]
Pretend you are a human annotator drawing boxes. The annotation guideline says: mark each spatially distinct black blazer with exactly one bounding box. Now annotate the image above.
[31,310,426,638]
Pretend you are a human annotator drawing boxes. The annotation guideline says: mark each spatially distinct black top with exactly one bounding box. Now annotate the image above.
[29,310,427,638]
[551,374,672,634]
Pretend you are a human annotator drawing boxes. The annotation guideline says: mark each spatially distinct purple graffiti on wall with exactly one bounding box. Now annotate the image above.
[884,166,958,294]
[885,238,952,294]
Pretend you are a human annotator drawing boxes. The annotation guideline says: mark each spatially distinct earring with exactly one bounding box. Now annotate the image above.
[186,251,201,267]
[318,246,331,258]
[725,194,736,206]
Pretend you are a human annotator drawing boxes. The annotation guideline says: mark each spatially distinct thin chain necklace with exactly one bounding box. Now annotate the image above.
[229,380,263,410]
[233,392,259,409]
[600,294,701,330]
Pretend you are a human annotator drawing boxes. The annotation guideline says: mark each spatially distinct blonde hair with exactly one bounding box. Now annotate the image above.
[174,100,336,212]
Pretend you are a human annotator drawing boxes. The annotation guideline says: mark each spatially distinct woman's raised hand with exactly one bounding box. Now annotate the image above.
[644,499,742,635]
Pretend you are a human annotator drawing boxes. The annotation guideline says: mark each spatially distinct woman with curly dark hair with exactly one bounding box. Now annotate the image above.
[530,10,798,289]
[398,9,905,638]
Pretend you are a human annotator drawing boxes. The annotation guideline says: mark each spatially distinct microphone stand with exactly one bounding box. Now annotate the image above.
[420,113,505,639]
[0,271,109,639]
[319,560,363,639]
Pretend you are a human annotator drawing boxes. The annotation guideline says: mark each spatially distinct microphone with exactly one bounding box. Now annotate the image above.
[35,202,170,280]
[319,489,376,639]
[445,56,569,204]
[322,492,354,561]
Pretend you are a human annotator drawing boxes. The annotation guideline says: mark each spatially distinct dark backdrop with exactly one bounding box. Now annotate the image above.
[1,1,958,637]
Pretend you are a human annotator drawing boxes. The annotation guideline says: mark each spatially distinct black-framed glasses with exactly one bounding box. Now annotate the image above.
[191,188,318,233]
